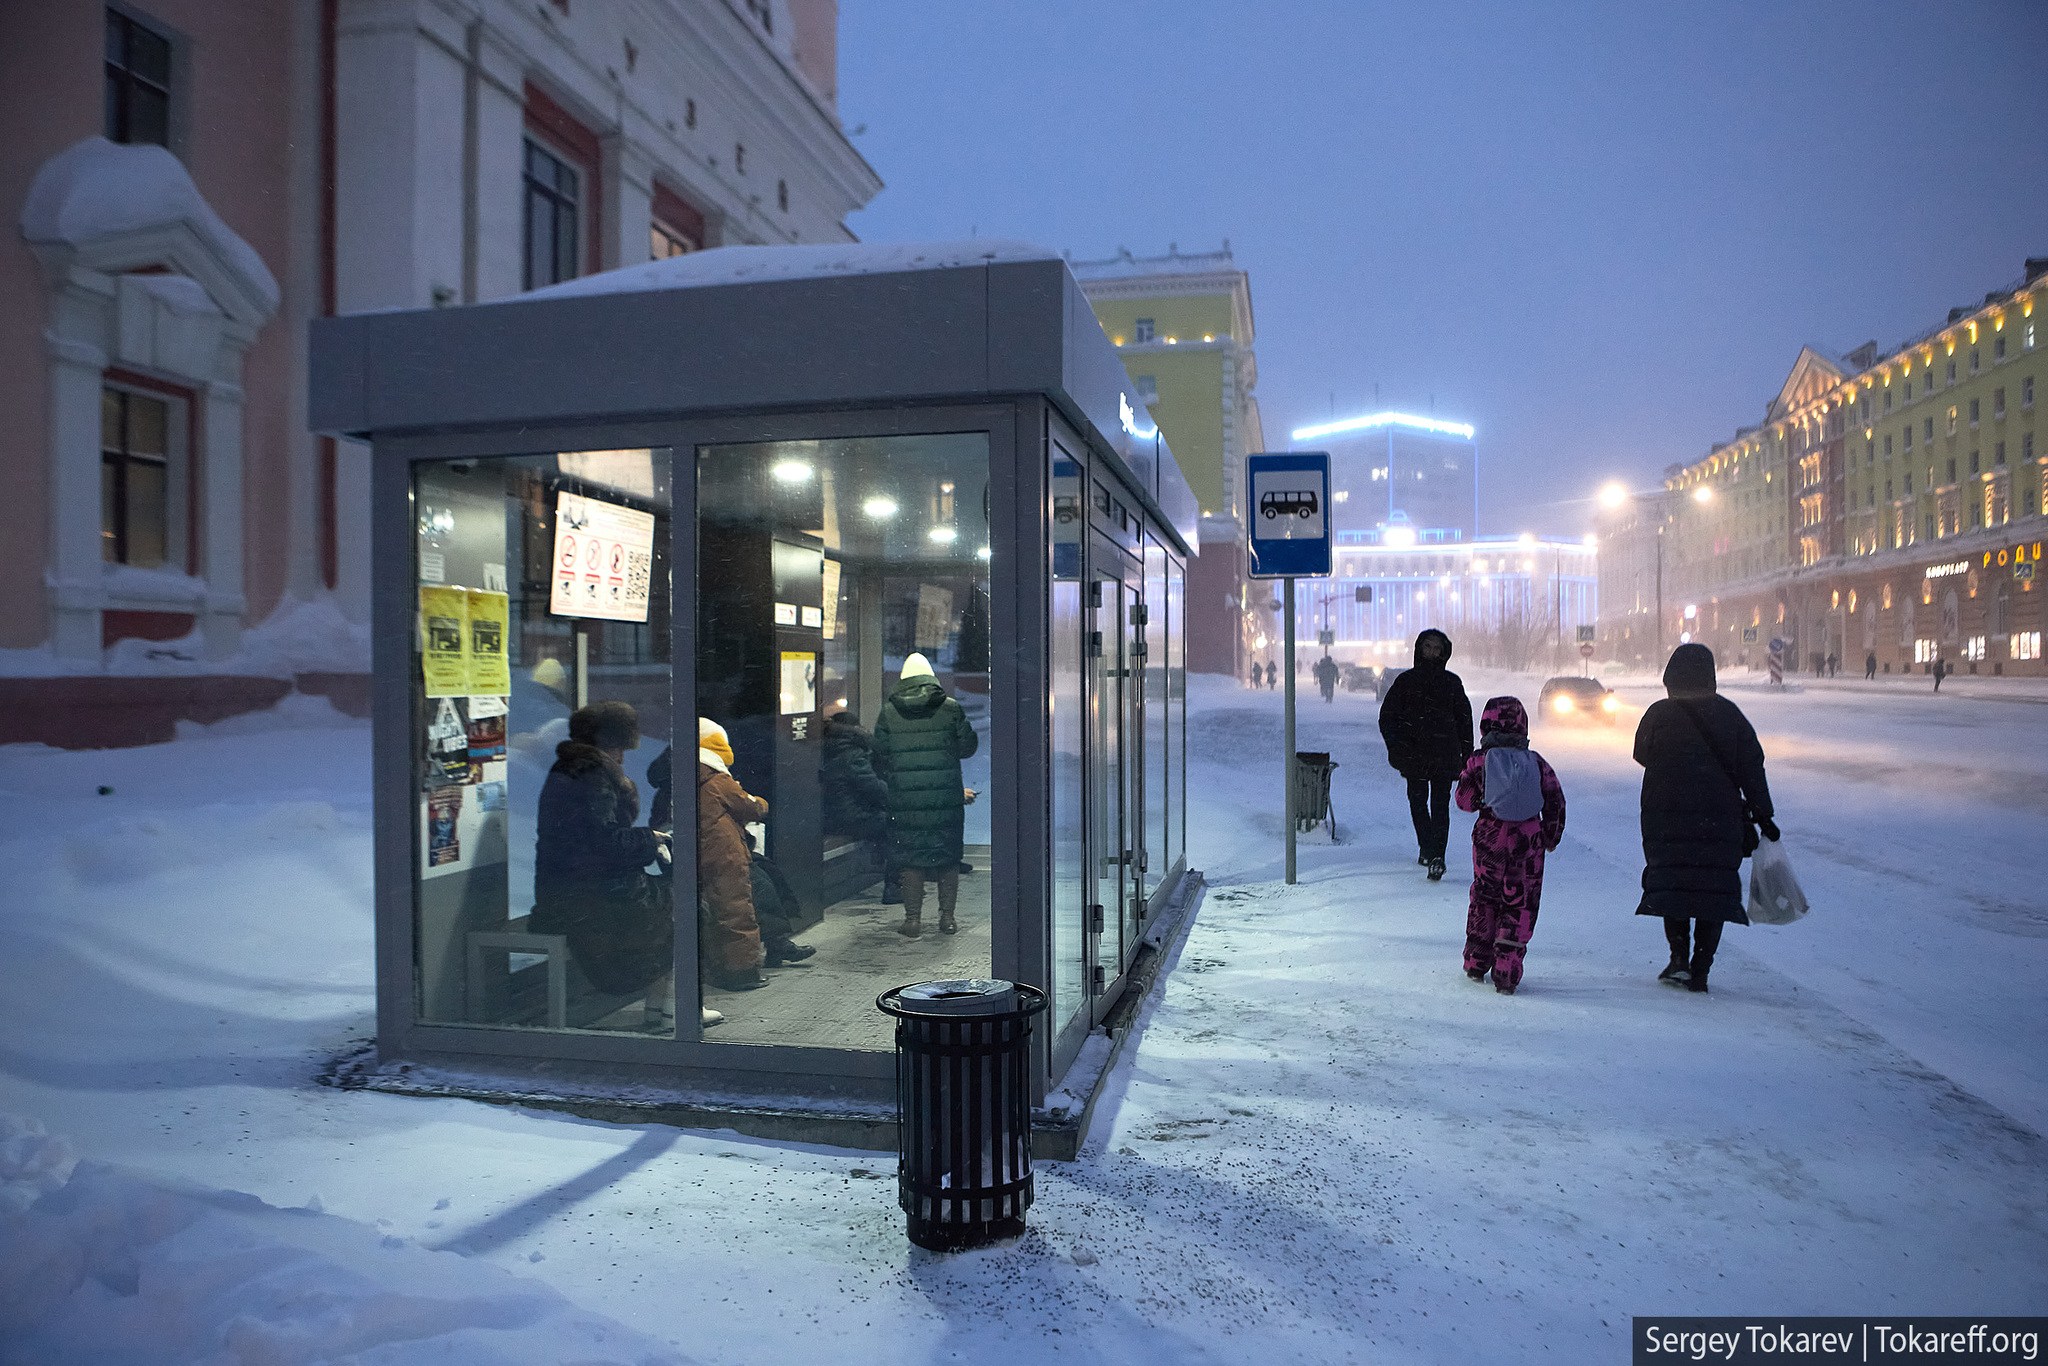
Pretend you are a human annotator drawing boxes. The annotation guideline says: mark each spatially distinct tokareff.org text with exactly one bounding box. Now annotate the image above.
[1642,1323,2041,1361]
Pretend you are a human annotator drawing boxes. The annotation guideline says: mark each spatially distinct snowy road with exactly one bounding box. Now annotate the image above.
[1,675,2044,1363]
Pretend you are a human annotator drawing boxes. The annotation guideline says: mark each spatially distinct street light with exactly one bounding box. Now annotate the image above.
[1599,482,1628,509]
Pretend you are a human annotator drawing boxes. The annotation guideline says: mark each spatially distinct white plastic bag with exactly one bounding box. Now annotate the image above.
[1747,837,1809,925]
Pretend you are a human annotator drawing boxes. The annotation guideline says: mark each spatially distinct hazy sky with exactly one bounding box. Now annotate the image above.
[838,0,2048,536]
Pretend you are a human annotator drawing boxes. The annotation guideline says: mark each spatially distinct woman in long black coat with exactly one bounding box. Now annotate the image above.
[1634,643,1777,993]
[873,652,978,937]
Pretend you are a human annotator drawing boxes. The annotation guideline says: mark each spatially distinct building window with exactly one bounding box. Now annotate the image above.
[105,9,172,148]
[1925,513,1936,541]
[522,140,580,290]
[1996,335,2007,361]
[2013,632,2042,661]
[1884,388,1894,413]
[1993,388,2005,418]
[1904,427,1913,452]
[2024,433,2035,462]
[1970,450,1980,475]
[1963,635,1986,661]
[651,222,693,259]
[1885,434,1893,456]
[1995,442,2006,467]
[1886,479,1894,501]
[2024,376,2034,408]
[1134,374,1158,402]
[1949,408,1960,435]
[1969,398,1980,427]
[776,179,788,213]
[1926,417,1935,441]
[101,385,172,568]
[1970,349,1980,375]
[1133,317,1155,343]
[1947,360,1957,384]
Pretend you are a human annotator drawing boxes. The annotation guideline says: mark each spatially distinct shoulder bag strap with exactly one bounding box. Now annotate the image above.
[1671,698,1754,824]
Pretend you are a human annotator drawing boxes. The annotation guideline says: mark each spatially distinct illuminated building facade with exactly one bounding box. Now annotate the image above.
[1072,245,1265,679]
[1597,257,2048,676]
[1292,411,1479,543]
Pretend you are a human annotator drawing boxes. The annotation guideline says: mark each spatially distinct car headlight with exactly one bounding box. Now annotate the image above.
[1601,695,1619,712]
[1553,695,1573,713]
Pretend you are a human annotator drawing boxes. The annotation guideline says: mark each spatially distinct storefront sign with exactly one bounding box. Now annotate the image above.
[1924,560,1970,579]
[550,491,655,623]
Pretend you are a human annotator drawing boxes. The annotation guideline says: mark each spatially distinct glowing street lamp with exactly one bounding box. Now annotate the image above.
[1599,482,1629,509]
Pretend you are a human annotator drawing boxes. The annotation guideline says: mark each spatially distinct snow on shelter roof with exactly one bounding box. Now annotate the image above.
[512,238,1061,303]
[19,137,278,312]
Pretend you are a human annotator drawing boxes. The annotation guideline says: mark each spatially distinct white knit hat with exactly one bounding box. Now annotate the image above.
[900,653,936,679]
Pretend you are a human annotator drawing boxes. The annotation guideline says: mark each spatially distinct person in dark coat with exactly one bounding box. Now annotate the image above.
[1864,650,1877,680]
[1314,653,1340,702]
[822,709,898,905]
[873,652,979,936]
[1377,629,1474,881]
[1633,643,1778,994]
[532,701,672,1009]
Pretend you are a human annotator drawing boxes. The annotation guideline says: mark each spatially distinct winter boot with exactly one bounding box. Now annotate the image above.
[701,1006,725,1027]
[936,868,962,935]
[1657,958,1692,985]
[766,941,816,966]
[897,868,926,937]
[708,966,767,991]
[1686,972,1710,994]
[1426,856,1446,882]
[1494,981,1516,995]
[1465,968,1486,983]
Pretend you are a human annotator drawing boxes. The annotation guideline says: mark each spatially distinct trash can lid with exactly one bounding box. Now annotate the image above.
[878,979,1046,1018]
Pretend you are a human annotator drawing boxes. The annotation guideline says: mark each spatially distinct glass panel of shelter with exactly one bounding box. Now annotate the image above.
[411,448,678,1039]
[694,433,993,1051]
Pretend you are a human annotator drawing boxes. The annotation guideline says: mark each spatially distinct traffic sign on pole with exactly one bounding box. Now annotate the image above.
[1579,643,1595,658]
[1246,452,1332,580]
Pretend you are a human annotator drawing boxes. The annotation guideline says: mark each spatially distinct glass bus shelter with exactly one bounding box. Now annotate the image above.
[310,244,1199,1107]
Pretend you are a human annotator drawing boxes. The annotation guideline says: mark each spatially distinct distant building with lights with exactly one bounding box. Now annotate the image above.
[1268,535,1596,675]
[1071,245,1266,678]
[1596,256,2048,677]
[1293,411,1479,544]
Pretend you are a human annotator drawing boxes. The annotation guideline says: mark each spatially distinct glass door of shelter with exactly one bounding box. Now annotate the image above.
[1086,540,1143,1018]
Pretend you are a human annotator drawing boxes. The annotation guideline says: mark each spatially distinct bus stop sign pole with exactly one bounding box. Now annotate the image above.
[1245,451,1331,888]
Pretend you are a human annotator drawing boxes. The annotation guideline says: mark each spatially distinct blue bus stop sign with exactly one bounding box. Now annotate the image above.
[1246,451,1332,579]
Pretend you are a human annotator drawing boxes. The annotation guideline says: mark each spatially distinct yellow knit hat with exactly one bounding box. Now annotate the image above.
[698,717,734,766]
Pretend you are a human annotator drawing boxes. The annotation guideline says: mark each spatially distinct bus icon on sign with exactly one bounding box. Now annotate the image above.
[1261,490,1319,520]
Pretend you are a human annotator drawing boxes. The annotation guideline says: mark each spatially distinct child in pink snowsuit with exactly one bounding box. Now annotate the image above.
[1454,696,1566,994]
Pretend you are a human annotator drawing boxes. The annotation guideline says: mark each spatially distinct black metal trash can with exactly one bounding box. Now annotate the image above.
[1293,750,1338,836]
[876,979,1048,1252]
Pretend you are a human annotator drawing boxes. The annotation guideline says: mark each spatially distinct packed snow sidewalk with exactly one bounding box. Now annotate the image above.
[2,673,2045,1364]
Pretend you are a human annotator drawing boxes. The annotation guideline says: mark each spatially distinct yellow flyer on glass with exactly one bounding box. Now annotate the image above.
[419,586,469,698]
[465,589,511,695]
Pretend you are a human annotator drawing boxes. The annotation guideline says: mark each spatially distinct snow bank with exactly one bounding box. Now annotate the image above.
[1,596,372,682]
[0,1114,77,1215]
[0,1121,690,1366]
[511,239,1059,304]
[20,137,280,312]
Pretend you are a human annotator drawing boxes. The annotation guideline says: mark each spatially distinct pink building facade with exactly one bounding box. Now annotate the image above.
[2,0,876,746]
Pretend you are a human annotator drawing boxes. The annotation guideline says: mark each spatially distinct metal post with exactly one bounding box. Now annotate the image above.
[1284,575,1297,885]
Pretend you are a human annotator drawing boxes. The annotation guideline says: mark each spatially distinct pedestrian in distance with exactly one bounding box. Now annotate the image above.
[1865,650,1877,680]
[1267,661,1278,691]
[1933,655,1947,692]
[1377,629,1474,883]
[1634,644,1778,994]
[1314,653,1340,703]
[1826,651,1838,678]
[1455,697,1566,995]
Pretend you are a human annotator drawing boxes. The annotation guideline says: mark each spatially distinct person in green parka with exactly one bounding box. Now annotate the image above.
[873,652,979,937]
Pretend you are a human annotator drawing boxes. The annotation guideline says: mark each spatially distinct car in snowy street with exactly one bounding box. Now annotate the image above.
[1538,675,1620,724]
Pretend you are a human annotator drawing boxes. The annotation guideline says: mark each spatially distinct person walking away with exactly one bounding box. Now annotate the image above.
[533,702,674,1026]
[696,718,770,992]
[1314,653,1340,703]
[1933,655,1946,692]
[1826,651,1838,678]
[1634,644,1777,994]
[874,652,979,936]
[1865,650,1877,680]
[1378,629,1473,882]
[1455,697,1566,994]
[1267,660,1278,691]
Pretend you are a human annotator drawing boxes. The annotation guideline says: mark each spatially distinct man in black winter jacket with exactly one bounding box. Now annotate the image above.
[1377,629,1473,880]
